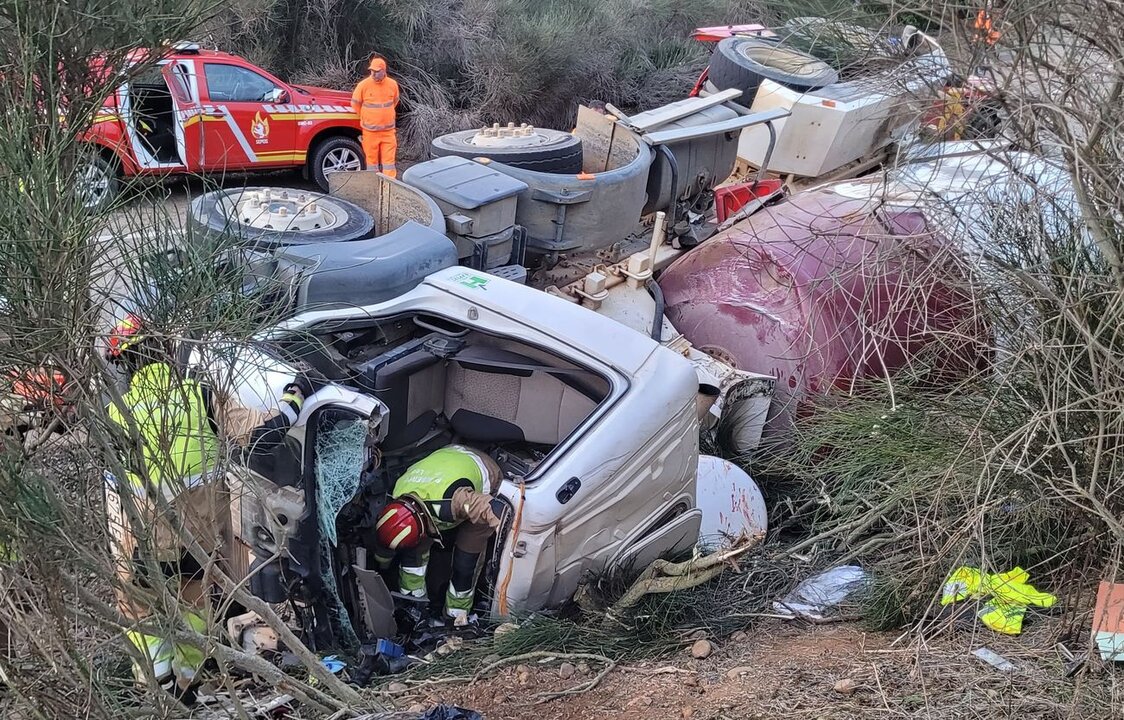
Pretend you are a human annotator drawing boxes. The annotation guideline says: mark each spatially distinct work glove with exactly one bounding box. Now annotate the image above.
[489,498,510,527]
[278,374,312,422]
[284,374,313,399]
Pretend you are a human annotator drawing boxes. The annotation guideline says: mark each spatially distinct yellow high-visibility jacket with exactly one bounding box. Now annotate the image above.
[107,363,218,492]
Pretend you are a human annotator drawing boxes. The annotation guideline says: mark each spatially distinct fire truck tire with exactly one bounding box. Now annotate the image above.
[188,187,375,247]
[76,153,120,213]
[430,128,583,174]
[310,135,366,191]
[707,37,838,99]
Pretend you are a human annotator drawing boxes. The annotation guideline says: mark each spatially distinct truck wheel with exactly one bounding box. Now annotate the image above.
[75,153,120,212]
[188,187,375,247]
[707,37,839,100]
[310,136,365,191]
[430,126,583,174]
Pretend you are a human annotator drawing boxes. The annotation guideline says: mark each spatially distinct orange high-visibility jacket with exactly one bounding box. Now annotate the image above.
[351,76,400,134]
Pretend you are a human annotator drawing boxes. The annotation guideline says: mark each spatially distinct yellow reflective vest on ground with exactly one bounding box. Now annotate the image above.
[106,363,219,491]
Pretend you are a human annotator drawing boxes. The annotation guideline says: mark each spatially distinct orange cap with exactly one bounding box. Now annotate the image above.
[369,57,387,72]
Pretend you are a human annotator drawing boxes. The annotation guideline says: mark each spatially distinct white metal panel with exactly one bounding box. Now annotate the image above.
[624,89,744,132]
[276,267,659,375]
[734,48,950,177]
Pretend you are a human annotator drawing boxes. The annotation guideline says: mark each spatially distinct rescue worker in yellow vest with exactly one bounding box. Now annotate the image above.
[105,351,220,692]
[373,445,504,621]
[350,56,400,178]
[104,319,309,691]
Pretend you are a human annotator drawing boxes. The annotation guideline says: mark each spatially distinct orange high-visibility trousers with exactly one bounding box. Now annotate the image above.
[362,131,398,178]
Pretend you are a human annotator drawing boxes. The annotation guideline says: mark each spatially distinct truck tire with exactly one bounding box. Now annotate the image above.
[188,187,375,248]
[76,153,120,213]
[707,37,839,100]
[309,135,365,192]
[430,127,583,174]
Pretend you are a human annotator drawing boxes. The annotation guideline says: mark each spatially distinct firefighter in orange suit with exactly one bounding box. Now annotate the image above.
[351,56,400,178]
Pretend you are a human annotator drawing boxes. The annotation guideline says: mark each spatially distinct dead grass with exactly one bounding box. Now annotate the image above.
[205,0,771,157]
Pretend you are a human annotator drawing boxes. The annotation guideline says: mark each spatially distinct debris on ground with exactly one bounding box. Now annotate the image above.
[695,455,768,540]
[940,566,1056,635]
[1092,580,1124,661]
[494,622,519,637]
[972,647,1017,673]
[773,566,869,621]
[419,704,483,720]
[832,677,858,695]
[320,655,346,674]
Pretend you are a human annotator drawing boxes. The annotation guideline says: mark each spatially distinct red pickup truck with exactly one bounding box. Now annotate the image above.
[78,43,364,210]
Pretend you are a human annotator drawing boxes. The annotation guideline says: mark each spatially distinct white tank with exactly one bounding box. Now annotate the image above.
[695,455,768,544]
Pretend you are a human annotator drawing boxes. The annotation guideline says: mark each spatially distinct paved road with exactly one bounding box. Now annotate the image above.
[109,169,319,228]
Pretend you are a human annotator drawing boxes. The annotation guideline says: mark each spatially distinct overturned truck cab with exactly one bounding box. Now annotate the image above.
[198,266,703,651]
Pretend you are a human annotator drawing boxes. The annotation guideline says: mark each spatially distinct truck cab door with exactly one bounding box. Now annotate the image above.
[164,59,203,170]
[228,386,387,650]
[197,61,298,170]
[114,60,186,171]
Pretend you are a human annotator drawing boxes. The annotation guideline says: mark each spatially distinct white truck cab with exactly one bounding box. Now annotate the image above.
[204,266,701,648]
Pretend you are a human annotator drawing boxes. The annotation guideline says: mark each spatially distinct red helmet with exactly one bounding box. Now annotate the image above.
[106,313,145,358]
[375,499,425,550]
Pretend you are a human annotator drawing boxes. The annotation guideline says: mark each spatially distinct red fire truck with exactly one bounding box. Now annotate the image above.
[78,43,364,210]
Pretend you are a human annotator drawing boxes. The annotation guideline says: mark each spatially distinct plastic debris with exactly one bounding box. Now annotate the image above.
[419,704,483,720]
[1092,581,1124,661]
[321,655,346,674]
[376,638,405,658]
[972,647,1017,673]
[940,566,1056,635]
[773,566,869,621]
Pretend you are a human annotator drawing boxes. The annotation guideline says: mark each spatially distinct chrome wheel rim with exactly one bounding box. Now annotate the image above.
[77,160,110,208]
[323,147,362,174]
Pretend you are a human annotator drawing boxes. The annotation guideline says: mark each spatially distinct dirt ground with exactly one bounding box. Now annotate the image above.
[402,619,1121,720]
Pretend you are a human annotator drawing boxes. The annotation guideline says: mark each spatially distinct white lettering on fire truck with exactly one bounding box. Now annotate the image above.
[262,103,353,114]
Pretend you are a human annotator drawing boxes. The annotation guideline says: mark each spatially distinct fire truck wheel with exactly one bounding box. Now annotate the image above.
[430,127,583,174]
[188,187,375,247]
[310,135,365,191]
[707,37,838,99]
[76,153,120,213]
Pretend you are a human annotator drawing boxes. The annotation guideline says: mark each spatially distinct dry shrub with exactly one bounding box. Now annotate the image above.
[0,2,373,716]
[751,1,1124,645]
[205,0,770,157]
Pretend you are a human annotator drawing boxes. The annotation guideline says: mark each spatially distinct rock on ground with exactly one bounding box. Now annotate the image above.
[690,639,714,659]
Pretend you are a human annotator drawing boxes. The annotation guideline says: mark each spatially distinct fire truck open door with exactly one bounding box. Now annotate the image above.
[164,59,203,171]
